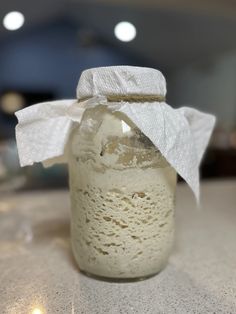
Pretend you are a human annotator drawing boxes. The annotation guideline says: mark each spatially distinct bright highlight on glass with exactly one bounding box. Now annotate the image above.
[114,21,136,42]
[3,11,25,31]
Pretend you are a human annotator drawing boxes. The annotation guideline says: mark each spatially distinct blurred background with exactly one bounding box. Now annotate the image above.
[0,0,236,192]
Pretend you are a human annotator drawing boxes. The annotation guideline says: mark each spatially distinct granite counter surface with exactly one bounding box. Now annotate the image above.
[0,180,235,313]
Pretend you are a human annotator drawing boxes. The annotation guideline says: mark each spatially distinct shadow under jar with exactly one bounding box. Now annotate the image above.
[68,105,177,280]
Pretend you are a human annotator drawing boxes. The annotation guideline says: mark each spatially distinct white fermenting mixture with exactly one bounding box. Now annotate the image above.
[69,108,177,279]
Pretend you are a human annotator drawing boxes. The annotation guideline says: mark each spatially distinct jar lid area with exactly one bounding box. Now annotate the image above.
[76,66,167,100]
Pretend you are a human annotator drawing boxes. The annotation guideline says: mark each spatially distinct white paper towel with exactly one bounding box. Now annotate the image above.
[15,66,216,201]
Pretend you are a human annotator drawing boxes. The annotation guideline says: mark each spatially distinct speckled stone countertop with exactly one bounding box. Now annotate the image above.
[0,180,236,314]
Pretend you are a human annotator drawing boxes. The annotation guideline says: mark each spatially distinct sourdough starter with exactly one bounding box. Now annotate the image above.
[68,108,176,279]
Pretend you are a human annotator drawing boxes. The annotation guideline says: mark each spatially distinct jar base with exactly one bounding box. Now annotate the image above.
[79,266,167,283]
[72,241,168,282]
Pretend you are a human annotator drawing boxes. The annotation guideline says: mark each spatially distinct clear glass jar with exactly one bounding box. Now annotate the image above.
[68,105,177,280]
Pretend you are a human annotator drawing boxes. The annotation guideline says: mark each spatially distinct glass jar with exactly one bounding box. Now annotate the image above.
[68,105,177,280]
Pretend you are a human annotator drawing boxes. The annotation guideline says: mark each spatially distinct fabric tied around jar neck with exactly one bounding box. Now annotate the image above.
[15,94,216,203]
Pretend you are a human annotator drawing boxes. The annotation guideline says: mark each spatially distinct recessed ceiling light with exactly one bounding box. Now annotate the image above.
[114,21,136,42]
[3,11,25,31]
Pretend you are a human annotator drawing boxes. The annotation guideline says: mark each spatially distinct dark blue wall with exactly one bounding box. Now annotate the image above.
[0,20,140,138]
[0,20,137,98]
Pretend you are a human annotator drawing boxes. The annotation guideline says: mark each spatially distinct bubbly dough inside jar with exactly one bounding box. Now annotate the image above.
[68,107,177,279]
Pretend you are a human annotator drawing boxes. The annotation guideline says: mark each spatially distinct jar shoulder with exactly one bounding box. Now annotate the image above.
[69,107,170,169]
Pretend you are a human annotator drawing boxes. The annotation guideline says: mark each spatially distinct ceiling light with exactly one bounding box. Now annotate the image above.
[114,21,136,42]
[3,11,25,31]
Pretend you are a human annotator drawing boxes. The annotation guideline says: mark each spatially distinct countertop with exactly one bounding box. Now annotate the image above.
[0,180,236,314]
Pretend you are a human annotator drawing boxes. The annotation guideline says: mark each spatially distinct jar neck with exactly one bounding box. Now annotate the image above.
[79,94,166,103]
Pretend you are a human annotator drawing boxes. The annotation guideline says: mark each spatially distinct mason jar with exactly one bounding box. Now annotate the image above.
[15,65,215,280]
[68,103,177,280]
